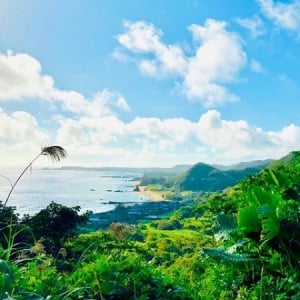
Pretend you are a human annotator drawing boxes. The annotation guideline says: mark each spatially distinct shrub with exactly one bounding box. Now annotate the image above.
[22,202,90,254]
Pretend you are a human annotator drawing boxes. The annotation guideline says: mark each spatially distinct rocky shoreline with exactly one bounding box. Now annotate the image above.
[84,199,189,231]
[81,181,189,231]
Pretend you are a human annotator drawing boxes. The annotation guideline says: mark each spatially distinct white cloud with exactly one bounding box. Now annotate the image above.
[116,96,130,111]
[50,109,300,167]
[139,60,158,76]
[278,124,300,148]
[0,50,299,168]
[0,50,55,100]
[197,110,273,151]
[117,21,187,77]
[0,51,131,118]
[117,21,162,53]
[195,110,300,162]
[1,103,300,167]
[126,116,195,150]
[116,19,247,106]
[55,89,131,117]
[82,115,127,144]
[0,108,49,144]
[0,108,51,166]
[184,19,247,106]
[279,73,297,89]
[236,15,265,38]
[250,59,264,73]
[258,0,300,32]
[56,119,89,146]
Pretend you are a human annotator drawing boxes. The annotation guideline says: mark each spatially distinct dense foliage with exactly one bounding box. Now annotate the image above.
[22,202,91,254]
[177,162,267,192]
[141,160,269,194]
[1,151,300,298]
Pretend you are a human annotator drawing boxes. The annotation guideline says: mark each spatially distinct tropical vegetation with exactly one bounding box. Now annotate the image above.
[1,150,300,298]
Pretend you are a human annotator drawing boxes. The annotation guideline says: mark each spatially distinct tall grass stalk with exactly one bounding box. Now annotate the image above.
[3,146,67,208]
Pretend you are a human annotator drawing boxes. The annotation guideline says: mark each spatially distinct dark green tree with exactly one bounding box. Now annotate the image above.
[22,202,90,254]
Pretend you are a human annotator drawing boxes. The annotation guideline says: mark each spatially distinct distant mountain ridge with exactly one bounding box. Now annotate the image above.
[45,159,273,174]
[176,160,272,192]
[214,159,273,171]
[43,165,192,175]
[45,158,277,192]
[269,151,300,169]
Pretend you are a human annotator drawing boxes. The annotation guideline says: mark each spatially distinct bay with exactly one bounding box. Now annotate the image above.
[0,168,146,216]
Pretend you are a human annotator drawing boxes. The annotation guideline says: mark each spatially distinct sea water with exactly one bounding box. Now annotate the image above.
[0,168,145,216]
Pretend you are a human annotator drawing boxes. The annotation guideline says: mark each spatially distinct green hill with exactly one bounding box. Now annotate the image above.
[177,162,267,192]
[269,150,300,169]
[214,159,273,170]
[3,150,300,299]
[139,159,272,193]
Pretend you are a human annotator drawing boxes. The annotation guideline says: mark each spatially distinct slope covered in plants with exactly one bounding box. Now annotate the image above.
[1,151,300,298]
[176,161,266,191]
[140,159,270,194]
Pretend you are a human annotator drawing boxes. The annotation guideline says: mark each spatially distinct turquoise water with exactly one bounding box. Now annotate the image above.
[0,168,145,216]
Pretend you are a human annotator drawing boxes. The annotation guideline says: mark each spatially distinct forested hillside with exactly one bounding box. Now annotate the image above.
[176,162,267,191]
[1,151,300,298]
[141,159,270,193]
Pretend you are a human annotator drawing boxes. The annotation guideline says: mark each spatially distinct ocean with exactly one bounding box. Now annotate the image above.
[0,168,146,216]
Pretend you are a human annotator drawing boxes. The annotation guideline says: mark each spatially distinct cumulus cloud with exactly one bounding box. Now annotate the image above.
[0,108,49,144]
[117,21,162,52]
[50,109,300,166]
[195,110,300,162]
[236,15,266,38]
[258,0,300,32]
[116,19,247,106]
[126,116,195,151]
[0,108,51,165]
[1,101,300,166]
[55,89,131,117]
[56,119,89,146]
[184,20,247,106]
[0,50,299,167]
[197,110,274,151]
[117,21,187,77]
[278,124,300,148]
[0,51,131,118]
[0,50,55,100]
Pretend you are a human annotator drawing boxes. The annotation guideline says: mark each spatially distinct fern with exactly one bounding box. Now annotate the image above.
[202,247,256,264]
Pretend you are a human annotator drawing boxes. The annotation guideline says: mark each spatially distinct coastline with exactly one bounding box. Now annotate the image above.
[132,181,165,201]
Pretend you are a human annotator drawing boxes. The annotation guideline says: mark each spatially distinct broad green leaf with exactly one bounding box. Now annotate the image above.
[202,247,256,264]
[267,168,279,186]
[216,213,236,232]
[238,206,261,233]
[261,217,280,245]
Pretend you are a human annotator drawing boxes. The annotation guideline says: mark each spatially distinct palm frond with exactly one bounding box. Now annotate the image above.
[3,145,67,208]
[41,146,68,162]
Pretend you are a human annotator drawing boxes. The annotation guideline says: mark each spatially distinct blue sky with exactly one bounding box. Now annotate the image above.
[0,0,300,167]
